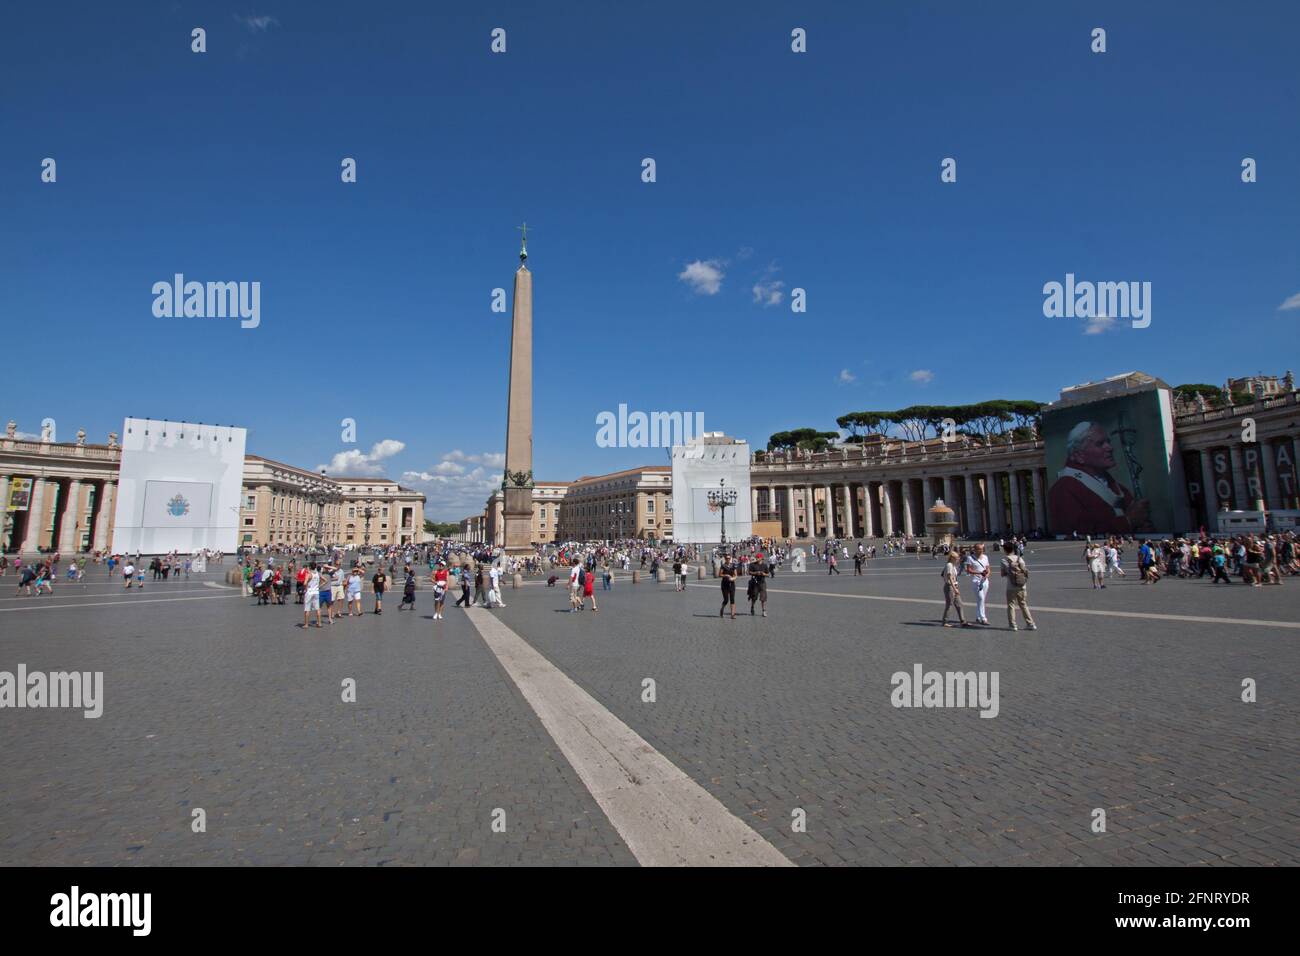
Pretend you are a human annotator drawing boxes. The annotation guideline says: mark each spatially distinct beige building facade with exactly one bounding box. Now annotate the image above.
[484,481,569,546]
[554,466,673,542]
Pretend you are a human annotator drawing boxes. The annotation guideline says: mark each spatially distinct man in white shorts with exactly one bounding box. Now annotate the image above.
[568,559,582,612]
[302,564,323,629]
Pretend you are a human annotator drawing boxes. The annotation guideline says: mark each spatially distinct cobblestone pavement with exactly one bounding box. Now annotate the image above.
[0,569,633,866]
[1,542,1296,866]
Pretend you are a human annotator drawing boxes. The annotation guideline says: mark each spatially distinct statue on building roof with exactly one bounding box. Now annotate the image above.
[1285,370,1295,391]
[40,421,53,443]
[1195,391,1207,412]
[108,431,118,448]
[76,428,86,446]
[5,420,15,439]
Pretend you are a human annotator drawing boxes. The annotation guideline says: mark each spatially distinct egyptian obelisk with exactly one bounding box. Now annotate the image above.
[502,225,534,554]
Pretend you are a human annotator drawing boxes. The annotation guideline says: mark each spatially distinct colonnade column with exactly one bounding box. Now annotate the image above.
[785,486,796,538]
[860,483,875,537]
[822,484,834,537]
[901,480,915,536]
[983,472,1000,535]
[943,476,959,531]
[1031,469,1046,534]
[1228,445,1248,509]
[1199,449,1218,524]
[881,482,895,535]
[57,479,83,554]
[1007,472,1023,534]
[1260,441,1281,509]
[964,475,982,536]
[21,477,48,554]
[841,484,855,538]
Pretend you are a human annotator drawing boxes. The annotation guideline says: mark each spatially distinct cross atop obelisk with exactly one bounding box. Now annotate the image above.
[502,226,534,553]
[517,221,530,264]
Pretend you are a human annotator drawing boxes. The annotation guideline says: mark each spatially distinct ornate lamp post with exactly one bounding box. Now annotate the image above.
[706,478,738,548]
[304,469,340,552]
[360,498,379,549]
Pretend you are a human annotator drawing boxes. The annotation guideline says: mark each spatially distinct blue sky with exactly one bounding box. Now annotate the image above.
[2,1,1297,519]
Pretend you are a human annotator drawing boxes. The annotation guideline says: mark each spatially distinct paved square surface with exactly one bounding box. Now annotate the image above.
[2,542,1297,866]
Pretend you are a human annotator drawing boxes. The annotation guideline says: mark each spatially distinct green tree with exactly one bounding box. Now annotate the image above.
[889,406,935,442]
[835,411,888,440]
[1007,400,1045,433]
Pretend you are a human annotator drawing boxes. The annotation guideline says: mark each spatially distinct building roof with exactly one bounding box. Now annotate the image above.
[567,465,671,488]
[245,454,324,477]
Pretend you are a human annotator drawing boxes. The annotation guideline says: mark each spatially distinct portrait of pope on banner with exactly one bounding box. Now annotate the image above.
[1047,421,1153,534]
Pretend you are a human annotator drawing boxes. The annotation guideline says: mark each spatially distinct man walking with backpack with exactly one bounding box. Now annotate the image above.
[1000,541,1036,631]
[568,558,583,612]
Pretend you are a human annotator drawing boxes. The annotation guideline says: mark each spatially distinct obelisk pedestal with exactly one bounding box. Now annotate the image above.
[502,235,535,555]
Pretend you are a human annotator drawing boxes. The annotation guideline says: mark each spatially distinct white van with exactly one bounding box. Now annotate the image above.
[1216,511,1266,535]
[1269,509,1300,531]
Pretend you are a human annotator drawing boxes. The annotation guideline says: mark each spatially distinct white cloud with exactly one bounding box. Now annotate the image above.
[909,369,935,384]
[678,259,725,295]
[400,466,504,521]
[399,451,509,520]
[752,278,785,307]
[234,14,279,33]
[443,450,505,468]
[318,439,405,477]
[838,368,856,384]
[1279,292,1300,311]
[1083,314,1117,335]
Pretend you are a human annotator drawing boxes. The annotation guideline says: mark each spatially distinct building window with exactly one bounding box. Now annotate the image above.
[245,495,256,510]
[244,518,255,526]
[646,500,655,514]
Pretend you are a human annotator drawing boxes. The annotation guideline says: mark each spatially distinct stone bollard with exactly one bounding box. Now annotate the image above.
[656,568,667,583]
[631,570,640,584]
[697,566,706,580]
[226,569,242,586]
[512,573,522,589]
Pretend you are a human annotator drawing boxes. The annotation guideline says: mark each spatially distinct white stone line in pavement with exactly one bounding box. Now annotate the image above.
[708,584,1300,630]
[0,594,244,613]
[0,586,222,603]
[464,606,793,867]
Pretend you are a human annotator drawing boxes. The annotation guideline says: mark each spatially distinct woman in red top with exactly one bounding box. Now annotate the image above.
[432,562,450,620]
[584,564,598,612]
